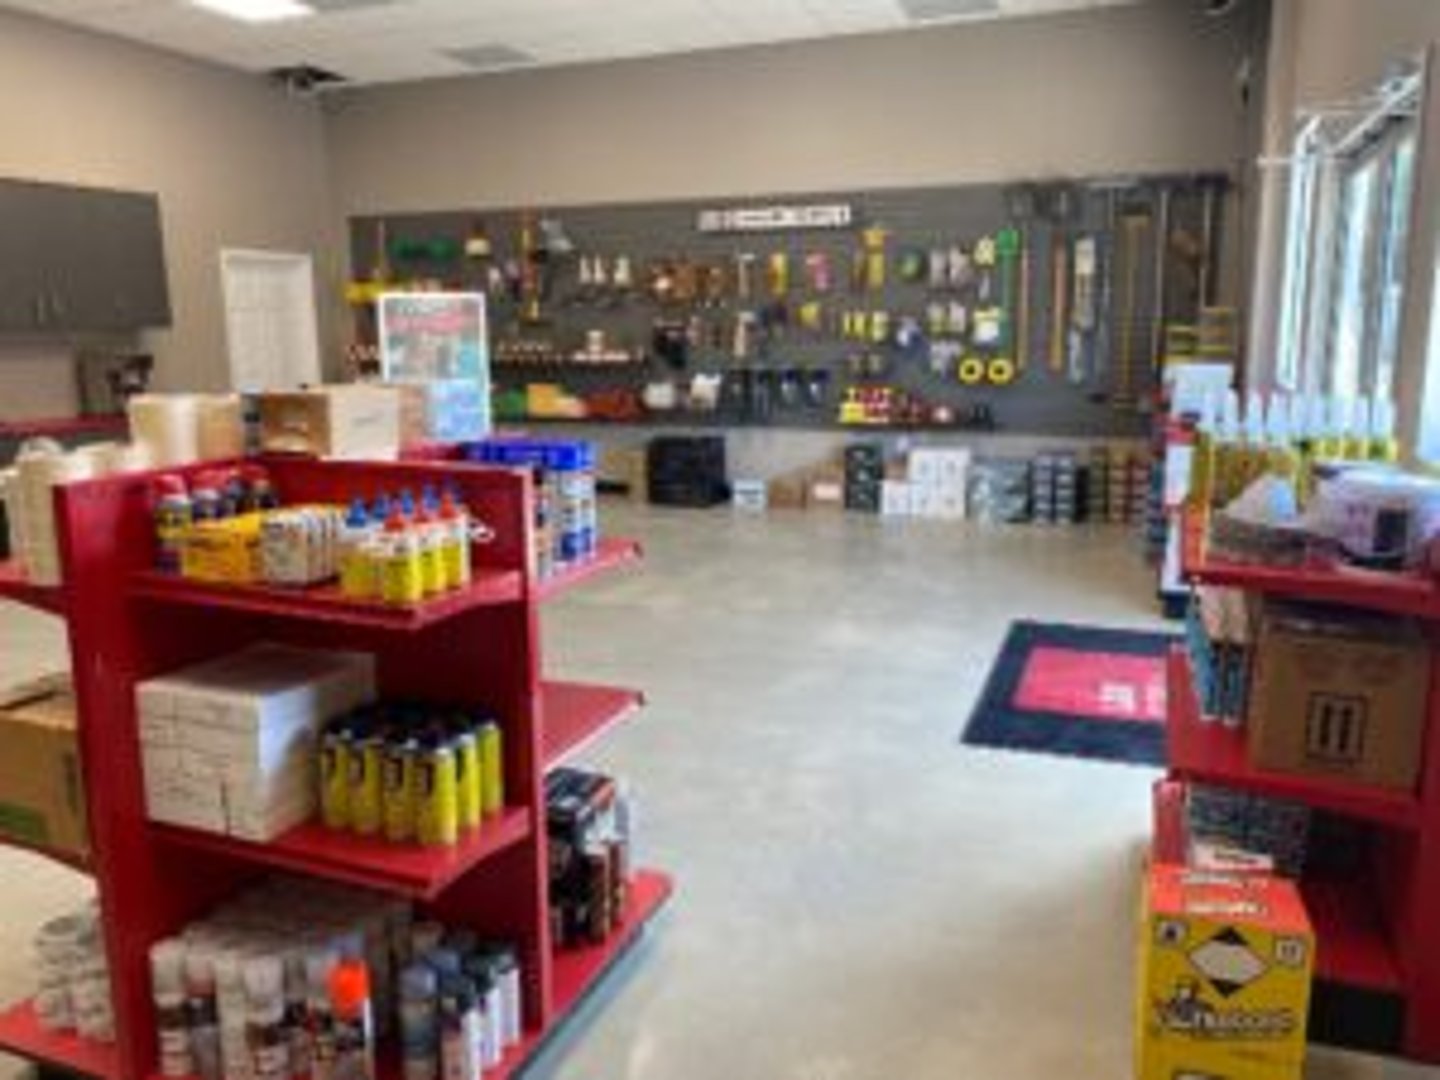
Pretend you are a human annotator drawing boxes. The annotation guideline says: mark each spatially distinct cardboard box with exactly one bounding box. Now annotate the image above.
[258,385,401,461]
[1136,864,1313,1080]
[731,478,768,512]
[808,468,845,511]
[767,472,809,510]
[880,480,912,517]
[1247,603,1428,790]
[599,447,648,503]
[180,512,264,584]
[0,675,87,857]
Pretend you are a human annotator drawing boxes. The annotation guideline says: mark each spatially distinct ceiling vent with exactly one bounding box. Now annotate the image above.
[443,44,537,71]
[267,64,349,93]
[897,0,1001,21]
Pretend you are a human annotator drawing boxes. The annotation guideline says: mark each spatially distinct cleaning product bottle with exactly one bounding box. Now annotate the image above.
[1289,393,1315,505]
[327,955,373,1080]
[1187,390,1219,511]
[339,499,377,600]
[1237,390,1267,496]
[1350,396,1373,462]
[1309,395,1339,462]
[1265,392,1300,498]
[1212,390,1241,505]
[380,507,423,607]
[1333,397,1361,459]
[1370,396,1400,462]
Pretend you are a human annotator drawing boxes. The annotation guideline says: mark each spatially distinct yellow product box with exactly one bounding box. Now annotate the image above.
[0,674,87,859]
[1136,864,1314,1080]
[181,513,264,584]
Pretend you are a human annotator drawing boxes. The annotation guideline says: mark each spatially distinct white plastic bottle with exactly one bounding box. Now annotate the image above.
[151,939,194,1079]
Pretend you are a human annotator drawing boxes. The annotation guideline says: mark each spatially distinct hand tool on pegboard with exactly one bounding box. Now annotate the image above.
[1068,235,1097,384]
[1086,180,1129,397]
[1112,199,1152,410]
[1047,184,1076,375]
[1004,184,1040,371]
[1148,183,1173,382]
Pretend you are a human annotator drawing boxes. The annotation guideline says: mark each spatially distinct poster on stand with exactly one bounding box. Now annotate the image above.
[377,292,491,439]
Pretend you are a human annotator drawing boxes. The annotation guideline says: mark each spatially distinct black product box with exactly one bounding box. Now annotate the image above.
[843,444,884,470]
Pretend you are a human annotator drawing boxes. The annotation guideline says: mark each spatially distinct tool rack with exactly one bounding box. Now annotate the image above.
[1154,519,1440,1061]
[0,454,667,1080]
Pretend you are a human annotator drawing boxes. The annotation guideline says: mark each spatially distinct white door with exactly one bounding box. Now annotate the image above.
[220,249,321,392]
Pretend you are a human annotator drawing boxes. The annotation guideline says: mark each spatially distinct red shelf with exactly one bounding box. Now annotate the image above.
[1303,879,1404,993]
[1181,512,1440,619]
[536,539,642,601]
[0,560,66,616]
[151,807,532,901]
[131,567,523,631]
[1166,648,1422,830]
[542,681,644,767]
[0,415,127,441]
[1151,779,1188,865]
[550,868,673,1017]
[0,997,118,1079]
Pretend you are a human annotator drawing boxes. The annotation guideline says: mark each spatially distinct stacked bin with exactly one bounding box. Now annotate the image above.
[462,439,598,578]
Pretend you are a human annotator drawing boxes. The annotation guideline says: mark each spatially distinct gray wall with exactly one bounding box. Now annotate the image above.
[0,8,337,411]
[324,1,1256,235]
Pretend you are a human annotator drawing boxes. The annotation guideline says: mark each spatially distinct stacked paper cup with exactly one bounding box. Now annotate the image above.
[33,903,114,1042]
[12,439,93,586]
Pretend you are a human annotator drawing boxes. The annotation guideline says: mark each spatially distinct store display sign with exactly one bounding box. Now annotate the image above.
[696,203,853,233]
[377,292,490,383]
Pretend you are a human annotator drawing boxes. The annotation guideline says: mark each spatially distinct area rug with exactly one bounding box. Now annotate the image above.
[962,620,1176,767]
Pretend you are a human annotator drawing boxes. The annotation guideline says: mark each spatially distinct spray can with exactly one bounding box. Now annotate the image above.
[243,955,289,1080]
[382,736,418,844]
[151,939,195,1078]
[477,722,503,818]
[451,727,481,832]
[415,735,459,847]
[319,723,352,831]
[437,977,479,1080]
[184,945,223,1080]
[348,728,383,837]
[397,965,438,1080]
[153,476,193,573]
[304,947,339,1080]
[327,958,374,1080]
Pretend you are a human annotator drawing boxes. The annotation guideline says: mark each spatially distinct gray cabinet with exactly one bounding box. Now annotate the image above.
[0,179,171,334]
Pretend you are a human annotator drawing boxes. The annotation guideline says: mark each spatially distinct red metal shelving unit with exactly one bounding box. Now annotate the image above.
[0,559,67,616]
[536,538,642,602]
[1171,526,1440,1062]
[541,681,644,767]
[0,998,119,1080]
[0,454,670,1080]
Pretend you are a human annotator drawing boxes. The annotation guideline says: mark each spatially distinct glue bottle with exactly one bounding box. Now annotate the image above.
[416,489,446,598]
[380,508,423,607]
[1235,390,1266,496]
[439,489,471,589]
[339,500,377,600]
[1211,390,1241,505]
[1265,393,1300,498]
[1187,391,1219,511]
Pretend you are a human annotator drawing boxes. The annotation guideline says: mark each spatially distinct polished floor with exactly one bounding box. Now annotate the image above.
[1,505,1434,1080]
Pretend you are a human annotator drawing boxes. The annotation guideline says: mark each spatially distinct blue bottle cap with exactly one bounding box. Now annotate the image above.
[399,489,417,516]
[371,494,392,520]
[346,498,369,527]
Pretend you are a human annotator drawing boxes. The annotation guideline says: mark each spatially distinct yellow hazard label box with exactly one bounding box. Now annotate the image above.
[1136,864,1314,1080]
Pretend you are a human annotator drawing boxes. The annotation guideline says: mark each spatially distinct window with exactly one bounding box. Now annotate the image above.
[1272,81,1421,404]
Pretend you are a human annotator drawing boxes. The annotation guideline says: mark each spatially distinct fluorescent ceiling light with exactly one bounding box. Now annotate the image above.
[189,0,315,22]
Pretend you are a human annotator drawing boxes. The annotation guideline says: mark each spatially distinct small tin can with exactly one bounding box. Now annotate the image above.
[348,729,384,836]
[451,728,481,832]
[477,722,503,817]
[382,736,419,843]
[319,722,352,830]
[415,737,459,847]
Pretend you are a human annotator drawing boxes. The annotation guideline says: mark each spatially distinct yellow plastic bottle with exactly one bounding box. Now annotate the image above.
[1369,396,1400,463]
[380,509,423,607]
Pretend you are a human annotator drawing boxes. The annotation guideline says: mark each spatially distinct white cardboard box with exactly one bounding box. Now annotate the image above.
[881,480,912,517]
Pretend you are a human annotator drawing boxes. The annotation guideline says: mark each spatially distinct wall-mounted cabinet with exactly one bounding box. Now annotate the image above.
[0,179,171,334]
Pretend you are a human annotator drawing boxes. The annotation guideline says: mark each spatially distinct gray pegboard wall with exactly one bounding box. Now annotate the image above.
[348,175,1229,438]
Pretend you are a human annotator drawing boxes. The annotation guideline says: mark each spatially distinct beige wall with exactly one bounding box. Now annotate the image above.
[325,1,1255,217]
[0,8,335,408]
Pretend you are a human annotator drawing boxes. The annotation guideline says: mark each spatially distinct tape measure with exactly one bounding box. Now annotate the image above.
[958,357,987,385]
[986,357,1017,386]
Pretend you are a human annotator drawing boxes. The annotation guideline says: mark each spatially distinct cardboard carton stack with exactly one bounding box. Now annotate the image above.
[0,674,87,858]
[906,448,970,520]
[137,644,375,841]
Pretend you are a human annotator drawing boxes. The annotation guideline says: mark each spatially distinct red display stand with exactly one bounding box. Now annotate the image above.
[1173,530,1440,1062]
[0,454,667,1080]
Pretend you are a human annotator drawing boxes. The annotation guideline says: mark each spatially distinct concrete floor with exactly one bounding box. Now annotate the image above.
[1,505,1435,1080]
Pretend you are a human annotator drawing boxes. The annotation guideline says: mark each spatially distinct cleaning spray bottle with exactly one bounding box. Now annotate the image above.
[1187,390,1220,511]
